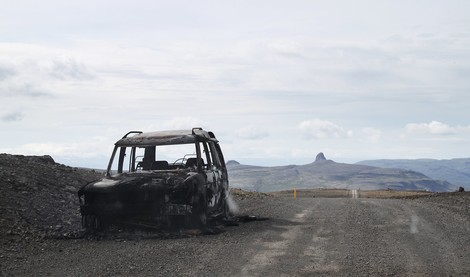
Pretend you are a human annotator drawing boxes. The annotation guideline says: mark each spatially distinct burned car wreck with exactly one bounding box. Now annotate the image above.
[78,128,230,231]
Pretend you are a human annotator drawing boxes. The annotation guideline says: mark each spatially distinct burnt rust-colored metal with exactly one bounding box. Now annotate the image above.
[78,128,229,231]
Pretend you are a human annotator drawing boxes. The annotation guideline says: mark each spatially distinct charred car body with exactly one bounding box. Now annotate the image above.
[78,128,229,230]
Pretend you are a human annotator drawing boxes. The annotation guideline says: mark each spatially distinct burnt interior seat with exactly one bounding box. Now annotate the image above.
[185,158,204,168]
[151,160,169,170]
[139,157,154,170]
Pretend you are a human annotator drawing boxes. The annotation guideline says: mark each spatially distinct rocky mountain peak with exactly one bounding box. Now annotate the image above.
[314,152,327,163]
[226,160,240,166]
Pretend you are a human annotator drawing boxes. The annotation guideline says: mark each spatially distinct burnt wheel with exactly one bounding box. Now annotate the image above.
[82,215,108,232]
[168,215,186,230]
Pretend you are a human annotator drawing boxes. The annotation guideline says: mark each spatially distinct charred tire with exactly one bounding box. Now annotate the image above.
[81,215,108,232]
[168,215,186,230]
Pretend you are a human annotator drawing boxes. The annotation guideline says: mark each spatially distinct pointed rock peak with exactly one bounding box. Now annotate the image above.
[314,152,327,163]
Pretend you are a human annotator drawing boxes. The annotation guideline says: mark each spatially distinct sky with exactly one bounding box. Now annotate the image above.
[1,0,470,168]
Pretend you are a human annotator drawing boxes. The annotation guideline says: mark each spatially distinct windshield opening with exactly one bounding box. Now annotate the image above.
[107,143,205,175]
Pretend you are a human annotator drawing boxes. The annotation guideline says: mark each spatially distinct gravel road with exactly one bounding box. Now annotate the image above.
[2,193,469,276]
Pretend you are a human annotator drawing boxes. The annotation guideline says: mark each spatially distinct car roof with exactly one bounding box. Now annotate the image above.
[115,129,216,147]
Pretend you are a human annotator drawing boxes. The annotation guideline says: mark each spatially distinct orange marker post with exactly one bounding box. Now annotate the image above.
[294,186,297,199]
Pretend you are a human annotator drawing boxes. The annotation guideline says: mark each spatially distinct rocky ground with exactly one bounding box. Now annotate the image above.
[1,154,469,276]
[0,154,103,241]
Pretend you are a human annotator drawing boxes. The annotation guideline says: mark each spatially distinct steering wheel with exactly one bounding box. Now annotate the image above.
[172,157,186,165]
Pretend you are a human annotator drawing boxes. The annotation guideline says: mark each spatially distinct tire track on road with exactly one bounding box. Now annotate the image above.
[238,207,310,276]
[237,199,342,276]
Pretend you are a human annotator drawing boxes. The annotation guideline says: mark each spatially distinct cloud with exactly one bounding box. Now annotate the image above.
[0,136,111,158]
[340,68,395,85]
[403,121,470,145]
[48,58,94,81]
[161,117,207,130]
[235,125,269,140]
[0,44,95,100]
[1,111,24,122]
[0,65,16,80]
[0,2,469,166]
[0,82,52,98]
[405,121,456,135]
[298,119,353,139]
[362,127,381,143]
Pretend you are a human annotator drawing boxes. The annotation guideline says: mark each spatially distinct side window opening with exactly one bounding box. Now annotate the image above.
[109,146,131,174]
[201,142,212,169]
[213,143,225,167]
[133,147,147,171]
[208,141,221,168]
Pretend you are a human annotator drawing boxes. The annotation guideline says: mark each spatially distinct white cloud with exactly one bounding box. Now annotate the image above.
[1,111,24,122]
[161,117,207,130]
[298,119,352,140]
[362,127,381,143]
[0,65,15,80]
[403,122,470,145]
[235,125,269,140]
[48,58,95,81]
[0,136,111,159]
[405,121,456,135]
[0,44,96,101]
[1,1,470,167]
[0,81,52,98]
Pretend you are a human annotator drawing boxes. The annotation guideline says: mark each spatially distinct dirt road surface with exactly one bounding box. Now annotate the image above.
[2,194,469,276]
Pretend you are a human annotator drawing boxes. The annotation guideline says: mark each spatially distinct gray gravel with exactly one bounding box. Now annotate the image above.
[1,154,469,276]
[2,193,470,276]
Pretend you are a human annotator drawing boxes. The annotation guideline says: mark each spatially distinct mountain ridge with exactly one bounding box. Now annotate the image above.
[227,153,456,192]
[357,158,470,190]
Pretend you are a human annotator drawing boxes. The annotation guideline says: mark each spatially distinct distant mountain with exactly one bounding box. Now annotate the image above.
[357,158,470,190]
[227,153,457,192]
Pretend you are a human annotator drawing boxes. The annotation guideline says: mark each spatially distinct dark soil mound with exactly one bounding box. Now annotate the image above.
[0,154,103,241]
